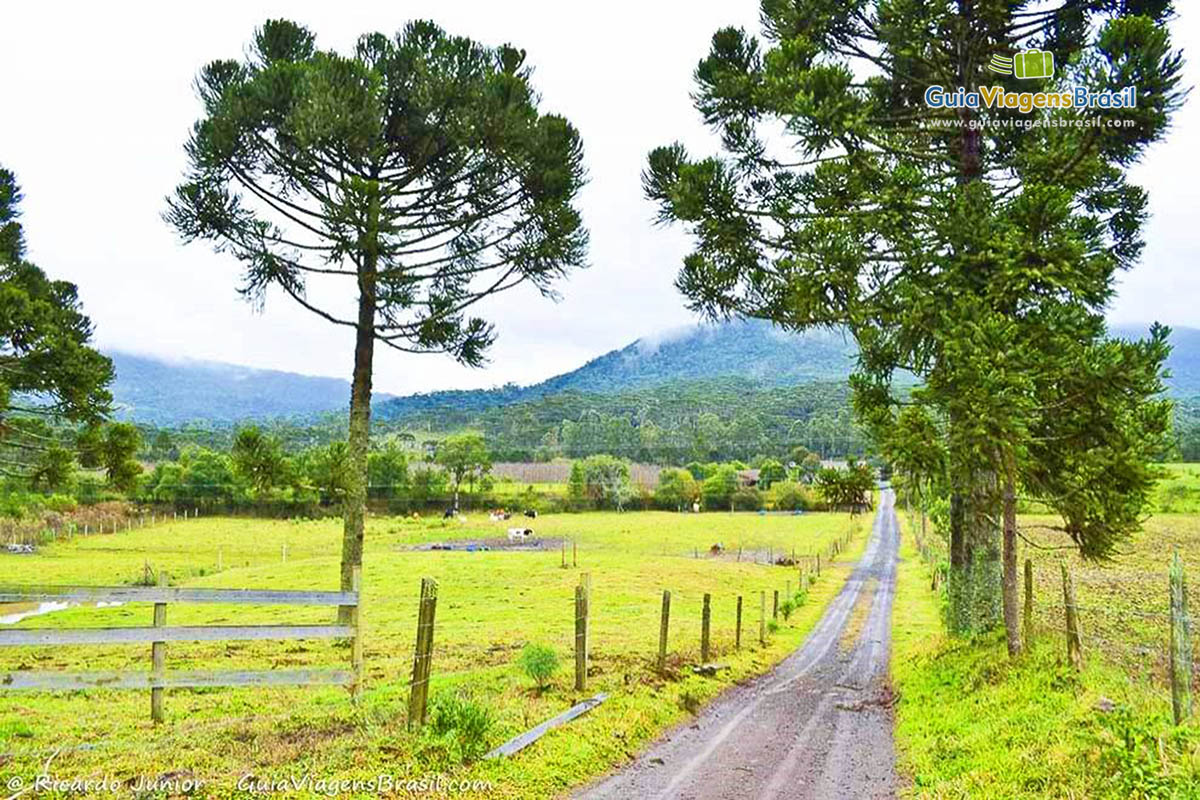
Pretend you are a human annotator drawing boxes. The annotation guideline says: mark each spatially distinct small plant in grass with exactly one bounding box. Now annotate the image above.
[427,692,494,763]
[767,619,780,635]
[793,589,808,606]
[518,643,559,692]
[679,689,702,714]
[779,599,796,620]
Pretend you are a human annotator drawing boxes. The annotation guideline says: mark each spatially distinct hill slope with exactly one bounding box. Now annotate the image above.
[108,352,365,425]
[109,321,1200,425]
[374,320,858,419]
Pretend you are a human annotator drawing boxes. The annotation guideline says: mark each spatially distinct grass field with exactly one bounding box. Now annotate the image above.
[892,506,1200,798]
[1154,463,1200,514]
[0,508,866,798]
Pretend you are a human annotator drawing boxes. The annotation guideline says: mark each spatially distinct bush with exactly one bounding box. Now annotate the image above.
[766,619,780,634]
[427,693,494,763]
[517,643,560,690]
[779,599,796,620]
[731,487,763,511]
[768,481,812,511]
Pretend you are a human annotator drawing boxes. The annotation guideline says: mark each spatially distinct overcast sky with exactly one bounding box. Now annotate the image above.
[2,1,1197,395]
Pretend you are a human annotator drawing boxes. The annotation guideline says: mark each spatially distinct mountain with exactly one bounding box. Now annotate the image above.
[373,320,860,420]
[108,352,370,425]
[108,320,1200,426]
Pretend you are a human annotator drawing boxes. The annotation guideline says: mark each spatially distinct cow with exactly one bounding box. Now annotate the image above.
[507,527,534,542]
[524,509,538,519]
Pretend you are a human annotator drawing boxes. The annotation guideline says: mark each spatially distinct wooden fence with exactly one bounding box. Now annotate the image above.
[0,567,362,723]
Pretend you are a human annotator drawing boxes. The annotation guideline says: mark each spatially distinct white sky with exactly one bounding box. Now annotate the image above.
[1,1,1197,395]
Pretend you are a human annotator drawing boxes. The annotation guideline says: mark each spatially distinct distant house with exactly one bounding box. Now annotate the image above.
[737,469,761,488]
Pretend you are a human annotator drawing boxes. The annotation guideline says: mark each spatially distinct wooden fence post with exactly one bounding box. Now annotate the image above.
[759,591,766,645]
[574,584,588,691]
[1170,551,1193,725]
[561,539,567,569]
[151,572,167,724]
[1023,559,1033,646]
[773,590,779,620]
[573,539,577,568]
[701,593,711,663]
[407,577,438,728]
[735,595,743,650]
[1061,563,1083,671]
[657,590,671,673]
[349,566,364,697]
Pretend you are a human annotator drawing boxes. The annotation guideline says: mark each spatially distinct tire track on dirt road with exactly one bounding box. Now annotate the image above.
[576,488,901,800]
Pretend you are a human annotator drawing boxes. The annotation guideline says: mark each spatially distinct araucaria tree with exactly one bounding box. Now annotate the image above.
[0,166,113,480]
[168,20,588,598]
[645,1,1182,641]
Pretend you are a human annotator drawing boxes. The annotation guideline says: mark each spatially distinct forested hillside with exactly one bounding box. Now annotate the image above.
[110,322,1200,462]
[386,378,869,462]
[108,352,378,424]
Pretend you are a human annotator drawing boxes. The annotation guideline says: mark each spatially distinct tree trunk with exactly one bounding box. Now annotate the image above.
[948,491,967,633]
[339,185,379,620]
[1002,463,1022,656]
[948,476,1003,635]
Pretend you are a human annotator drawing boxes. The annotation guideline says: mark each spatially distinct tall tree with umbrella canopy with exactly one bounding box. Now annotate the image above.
[167,19,588,604]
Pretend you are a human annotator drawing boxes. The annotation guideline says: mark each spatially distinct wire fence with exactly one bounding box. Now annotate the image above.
[905,508,1200,722]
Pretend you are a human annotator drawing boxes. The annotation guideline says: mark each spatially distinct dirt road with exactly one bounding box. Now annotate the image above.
[577,489,900,800]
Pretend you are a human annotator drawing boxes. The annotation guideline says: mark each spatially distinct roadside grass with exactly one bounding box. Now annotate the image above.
[892,515,1200,798]
[0,509,866,798]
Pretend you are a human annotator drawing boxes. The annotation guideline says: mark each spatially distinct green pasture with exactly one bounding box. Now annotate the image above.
[0,508,866,798]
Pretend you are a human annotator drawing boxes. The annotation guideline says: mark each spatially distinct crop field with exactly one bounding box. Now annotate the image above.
[0,509,865,798]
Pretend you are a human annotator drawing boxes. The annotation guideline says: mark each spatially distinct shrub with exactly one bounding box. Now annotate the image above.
[766,619,780,635]
[768,481,812,511]
[517,643,559,690]
[731,487,763,511]
[779,599,796,620]
[428,693,494,763]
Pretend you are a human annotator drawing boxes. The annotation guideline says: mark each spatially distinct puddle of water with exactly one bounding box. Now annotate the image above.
[0,601,72,625]
[0,599,124,625]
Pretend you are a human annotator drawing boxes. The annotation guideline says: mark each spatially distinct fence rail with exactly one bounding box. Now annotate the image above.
[0,569,362,723]
[0,586,355,605]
